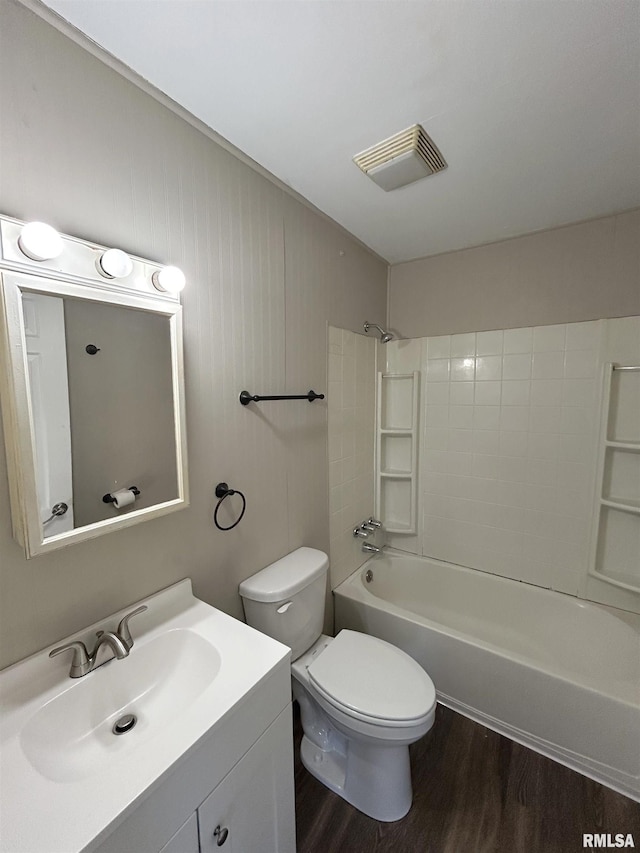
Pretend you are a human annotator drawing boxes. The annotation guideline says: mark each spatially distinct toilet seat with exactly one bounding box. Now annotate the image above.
[307,630,436,728]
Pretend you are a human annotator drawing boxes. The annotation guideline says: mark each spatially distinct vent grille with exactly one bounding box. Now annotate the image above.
[353,124,447,182]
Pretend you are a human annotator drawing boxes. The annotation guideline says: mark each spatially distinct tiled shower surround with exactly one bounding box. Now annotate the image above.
[386,317,640,601]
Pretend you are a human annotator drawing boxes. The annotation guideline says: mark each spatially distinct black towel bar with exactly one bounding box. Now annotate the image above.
[239,390,324,405]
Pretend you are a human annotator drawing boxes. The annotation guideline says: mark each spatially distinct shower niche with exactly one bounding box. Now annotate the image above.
[375,372,419,534]
[589,364,640,593]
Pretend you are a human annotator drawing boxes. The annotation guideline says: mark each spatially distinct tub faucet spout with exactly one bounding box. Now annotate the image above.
[362,542,381,554]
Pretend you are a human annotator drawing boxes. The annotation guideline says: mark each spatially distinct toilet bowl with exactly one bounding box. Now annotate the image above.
[239,547,437,821]
[292,632,436,821]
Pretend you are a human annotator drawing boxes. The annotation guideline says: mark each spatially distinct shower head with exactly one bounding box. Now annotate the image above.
[363,322,394,343]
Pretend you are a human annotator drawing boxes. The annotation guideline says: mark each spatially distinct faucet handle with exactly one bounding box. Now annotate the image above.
[368,517,382,528]
[360,521,375,532]
[49,640,91,678]
[353,526,369,539]
[117,605,148,651]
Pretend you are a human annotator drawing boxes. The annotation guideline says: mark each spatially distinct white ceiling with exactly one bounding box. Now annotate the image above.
[43,0,640,263]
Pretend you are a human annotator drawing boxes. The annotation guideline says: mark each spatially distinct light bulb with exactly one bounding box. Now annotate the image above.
[152,266,186,294]
[18,222,64,262]
[97,248,133,279]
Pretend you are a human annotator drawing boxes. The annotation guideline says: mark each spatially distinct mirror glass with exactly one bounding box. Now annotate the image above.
[24,292,178,535]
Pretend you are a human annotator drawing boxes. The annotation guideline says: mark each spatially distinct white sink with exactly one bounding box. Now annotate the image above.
[21,629,222,783]
[0,579,290,853]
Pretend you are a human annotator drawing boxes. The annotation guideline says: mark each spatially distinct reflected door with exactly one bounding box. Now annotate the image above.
[23,293,74,534]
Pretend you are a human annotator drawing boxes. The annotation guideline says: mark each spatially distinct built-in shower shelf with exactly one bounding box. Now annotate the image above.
[600,497,640,515]
[380,470,412,480]
[590,567,640,594]
[376,371,419,535]
[589,363,640,595]
[605,440,640,452]
[385,522,414,534]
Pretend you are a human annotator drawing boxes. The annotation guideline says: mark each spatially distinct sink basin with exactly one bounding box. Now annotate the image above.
[21,629,221,782]
[0,578,290,853]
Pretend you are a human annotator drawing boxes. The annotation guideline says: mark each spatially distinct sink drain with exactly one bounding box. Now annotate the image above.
[112,713,137,735]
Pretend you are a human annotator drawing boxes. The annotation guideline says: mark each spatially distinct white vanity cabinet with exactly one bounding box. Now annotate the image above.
[0,581,295,853]
[94,695,295,853]
[155,708,293,853]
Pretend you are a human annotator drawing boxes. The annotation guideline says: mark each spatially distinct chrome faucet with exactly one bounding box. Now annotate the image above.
[49,605,147,678]
[362,542,382,553]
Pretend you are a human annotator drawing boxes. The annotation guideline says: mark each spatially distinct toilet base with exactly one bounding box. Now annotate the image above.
[298,726,413,822]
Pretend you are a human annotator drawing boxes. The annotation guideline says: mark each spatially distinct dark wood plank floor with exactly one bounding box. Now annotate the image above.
[294,704,640,853]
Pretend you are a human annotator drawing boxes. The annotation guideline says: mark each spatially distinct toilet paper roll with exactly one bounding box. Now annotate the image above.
[111,488,136,510]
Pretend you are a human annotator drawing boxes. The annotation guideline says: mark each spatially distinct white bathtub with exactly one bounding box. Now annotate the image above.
[334,550,640,801]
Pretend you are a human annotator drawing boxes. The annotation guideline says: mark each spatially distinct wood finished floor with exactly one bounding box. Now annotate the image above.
[294,704,640,853]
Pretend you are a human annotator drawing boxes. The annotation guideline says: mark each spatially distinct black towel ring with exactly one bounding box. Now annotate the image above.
[213,482,246,531]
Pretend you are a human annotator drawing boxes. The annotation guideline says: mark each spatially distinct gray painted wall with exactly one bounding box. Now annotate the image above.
[0,0,387,669]
[389,210,640,339]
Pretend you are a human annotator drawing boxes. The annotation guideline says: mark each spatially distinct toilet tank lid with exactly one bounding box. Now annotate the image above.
[239,547,329,603]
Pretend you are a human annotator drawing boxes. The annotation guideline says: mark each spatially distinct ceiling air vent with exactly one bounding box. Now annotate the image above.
[353,124,447,191]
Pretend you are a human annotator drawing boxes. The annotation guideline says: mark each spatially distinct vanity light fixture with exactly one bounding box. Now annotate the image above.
[97,248,133,280]
[152,265,186,294]
[17,221,64,262]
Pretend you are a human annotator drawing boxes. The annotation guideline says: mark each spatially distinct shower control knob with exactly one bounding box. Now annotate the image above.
[368,517,382,528]
[213,825,229,846]
[361,521,376,532]
[353,526,369,538]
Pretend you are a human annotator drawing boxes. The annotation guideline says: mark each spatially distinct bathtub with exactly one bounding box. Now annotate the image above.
[333,550,640,801]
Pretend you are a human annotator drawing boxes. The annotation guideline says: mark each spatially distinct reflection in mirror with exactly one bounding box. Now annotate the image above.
[27,294,178,534]
[0,214,188,558]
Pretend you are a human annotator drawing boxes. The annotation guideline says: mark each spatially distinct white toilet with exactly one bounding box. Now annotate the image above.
[239,547,436,822]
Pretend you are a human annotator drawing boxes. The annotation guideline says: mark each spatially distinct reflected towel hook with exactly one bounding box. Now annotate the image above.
[213,482,246,531]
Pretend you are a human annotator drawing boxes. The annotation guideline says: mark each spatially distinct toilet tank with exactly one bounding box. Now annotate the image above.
[239,547,329,660]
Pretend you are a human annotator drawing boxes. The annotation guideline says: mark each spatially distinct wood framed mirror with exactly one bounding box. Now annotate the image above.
[0,216,188,558]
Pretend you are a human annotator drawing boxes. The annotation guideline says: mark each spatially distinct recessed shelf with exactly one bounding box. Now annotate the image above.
[380,374,415,430]
[605,440,640,452]
[606,367,640,445]
[589,363,640,595]
[376,372,419,535]
[386,523,414,534]
[380,433,412,474]
[590,568,640,594]
[595,505,640,589]
[600,498,640,515]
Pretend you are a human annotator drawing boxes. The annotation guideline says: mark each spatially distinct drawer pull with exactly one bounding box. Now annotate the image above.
[213,825,229,846]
